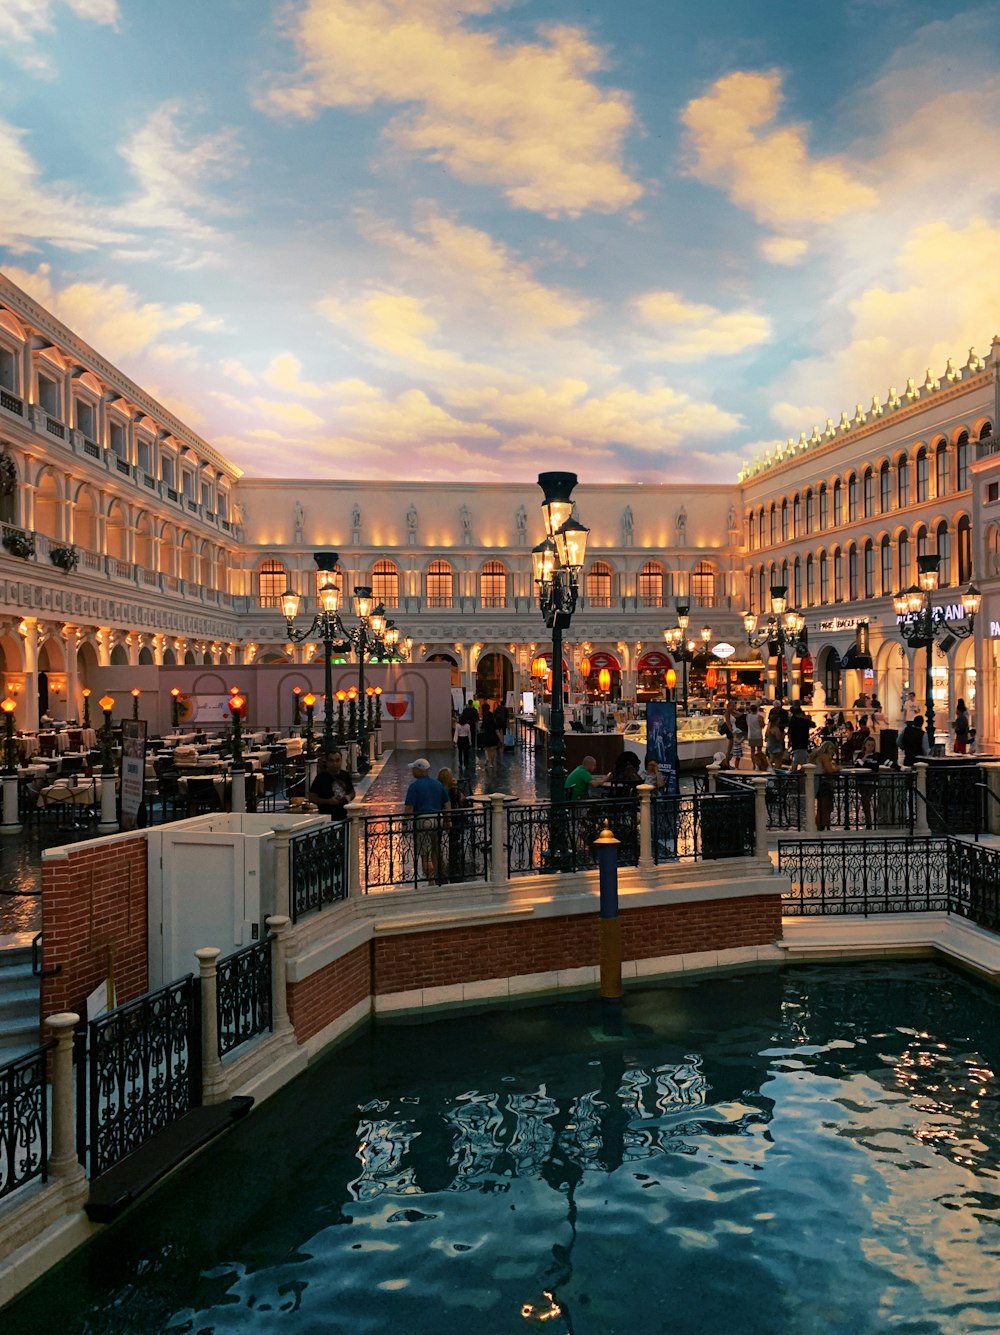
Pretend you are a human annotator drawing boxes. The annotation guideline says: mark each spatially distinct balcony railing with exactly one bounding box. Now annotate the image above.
[0,388,24,415]
[45,417,65,439]
[83,439,101,459]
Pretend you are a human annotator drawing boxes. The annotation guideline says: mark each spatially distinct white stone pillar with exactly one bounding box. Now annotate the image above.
[98,772,118,833]
[230,766,247,814]
[21,618,39,732]
[46,1012,85,1183]
[915,762,931,835]
[803,763,817,834]
[346,798,364,895]
[265,915,292,1036]
[195,947,228,1106]
[1,774,21,834]
[637,782,653,871]
[490,792,507,887]
[752,776,769,855]
[706,761,719,793]
[272,826,292,920]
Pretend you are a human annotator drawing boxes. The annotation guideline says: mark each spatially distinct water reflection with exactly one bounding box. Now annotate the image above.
[5,963,1000,1335]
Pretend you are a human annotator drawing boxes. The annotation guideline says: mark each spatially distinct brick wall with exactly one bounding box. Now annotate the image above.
[373,895,782,995]
[41,836,149,1019]
[287,941,372,1043]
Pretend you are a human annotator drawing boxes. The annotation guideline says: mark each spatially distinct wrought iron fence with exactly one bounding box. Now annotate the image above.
[830,771,914,832]
[361,806,490,890]
[506,798,639,876]
[946,839,1000,933]
[290,821,349,922]
[216,937,272,1058]
[923,764,984,834]
[0,1044,51,1202]
[717,770,804,830]
[81,975,200,1180]
[779,837,951,915]
[651,792,755,863]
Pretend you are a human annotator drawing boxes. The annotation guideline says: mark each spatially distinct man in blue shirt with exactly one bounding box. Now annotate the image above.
[404,758,448,883]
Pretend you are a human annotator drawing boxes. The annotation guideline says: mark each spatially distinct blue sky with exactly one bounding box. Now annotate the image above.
[2,0,999,483]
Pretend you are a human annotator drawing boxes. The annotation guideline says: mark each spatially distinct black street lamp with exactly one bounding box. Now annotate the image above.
[742,584,807,704]
[532,472,589,822]
[281,554,391,775]
[663,603,712,712]
[893,554,980,750]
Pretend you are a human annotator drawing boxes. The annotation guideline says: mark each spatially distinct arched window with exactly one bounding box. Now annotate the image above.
[818,484,828,530]
[863,541,875,598]
[832,548,843,601]
[804,489,814,534]
[0,451,18,526]
[848,473,859,522]
[935,442,948,498]
[898,533,910,589]
[957,516,972,584]
[916,447,929,502]
[426,559,454,608]
[805,554,815,606]
[769,503,777,545]
[833,479,843,527]
[792,495,801,538]
[691,560,716,607]
[880,537,892,596]
[638,561,663,608]
[956,432,970,490]
[847,545,858,600]
[792,556,802,607]
[757,508,765,548]
[819,552,829,603]
[758,567,767,612]
[371,559,399,608]
[863,468,874,518]
[897,457,910,508]
[258,559,286,608]
[937,521,952,586]
[879,461,891,513]
[480,559,507,608]
[915,524,929,560]
[586,561,613,607]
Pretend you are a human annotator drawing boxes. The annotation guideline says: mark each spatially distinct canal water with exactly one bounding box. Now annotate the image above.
[4,960,999,1333]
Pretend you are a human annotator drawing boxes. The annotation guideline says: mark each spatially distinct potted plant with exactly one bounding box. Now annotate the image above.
[49,544,79,572]
[1,529,35,559]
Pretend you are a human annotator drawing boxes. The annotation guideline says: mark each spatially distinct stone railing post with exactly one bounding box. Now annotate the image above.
[984,765,1000,836]
[272,826,293,920]
[195,947,228,1106]
[802,764,817,834]
[490,793,507,887]
[230,766,247,814]
[915,762,931,835]
[1,773,22,835]
[706,761,719,793]
[751,776,769,855]
[346,799,364,895]
[46,1011,85,1183]
[98,772,118,833]
[637,783,653,871]
[265,915,292,1036]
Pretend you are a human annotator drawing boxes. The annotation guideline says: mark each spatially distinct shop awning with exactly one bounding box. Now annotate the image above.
[840,646,874,670]
[587,650,621,670]
[637,650,673,671]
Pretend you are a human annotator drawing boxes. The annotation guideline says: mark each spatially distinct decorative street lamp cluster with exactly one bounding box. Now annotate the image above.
[742,584,807,704]
[532,471,589,817]
[282,551,403,774]
[663,602,712,712]
[893,554,980,749]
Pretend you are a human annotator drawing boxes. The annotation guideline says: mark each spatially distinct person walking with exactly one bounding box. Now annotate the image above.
[745,703,765,770]
[403,758,448,884]
[480,704,501,766]
[765,710,787,769]
[903,691,920,724]
[809,739,839,831]
[786,703,812,770]
[952,699,970,754]
[437,766,471,882]
[453,713,472,769]
[899,715,929,767]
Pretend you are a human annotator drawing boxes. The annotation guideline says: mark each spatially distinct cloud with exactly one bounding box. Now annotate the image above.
[768,217,1000,432]
[633,290,771,360]
[681,70,877,255]
[0,121,131,253]
[262,0,640,215]
[0,0,118,76]
[1,264,219,362]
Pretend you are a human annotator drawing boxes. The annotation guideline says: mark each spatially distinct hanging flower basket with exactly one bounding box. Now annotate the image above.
[2,529,35,559]
[50,544,79,572]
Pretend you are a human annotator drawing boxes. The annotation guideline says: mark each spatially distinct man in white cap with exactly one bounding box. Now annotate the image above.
[404,759,448,883]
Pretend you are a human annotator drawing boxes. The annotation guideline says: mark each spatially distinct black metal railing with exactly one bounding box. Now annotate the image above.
[506,798,639,876]
[651,792,755,863]
[718,769,915,833]
[290,822,348,922]
[779,837,952,916]
[362,807,490,890]
[81,975,200,1179]
[0,389,23,415]
[946,839,1000,932]
[83,439,100,458]
[0,1044,51,1202]
[216,937,272,1057]
[924,764,985,834]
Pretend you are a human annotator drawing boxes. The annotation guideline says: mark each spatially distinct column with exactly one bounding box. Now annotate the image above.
[272,826,292,920]
[915,762,931,835]
[20,617,39,732]
[346,799,364,895]
[637,782,653,871]
[195,947,228,1106]
[752,776,769,854]
[802,763,817,834]
[490,792,507,887]
[265,915,292,1036]
[63,627,79,722]
[46,1012,85,1184]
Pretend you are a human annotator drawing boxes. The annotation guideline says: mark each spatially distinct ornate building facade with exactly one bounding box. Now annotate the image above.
[1,269,998,744]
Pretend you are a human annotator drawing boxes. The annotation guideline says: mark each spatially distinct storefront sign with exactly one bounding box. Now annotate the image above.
[897,604,967,629]
[816,616,879,632]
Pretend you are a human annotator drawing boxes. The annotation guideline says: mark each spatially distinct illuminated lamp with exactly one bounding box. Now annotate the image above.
[531,654,548,680]
[579,655,591,679]
[705,667,718,690]
[598,667,611,694]
[665,668,677,690]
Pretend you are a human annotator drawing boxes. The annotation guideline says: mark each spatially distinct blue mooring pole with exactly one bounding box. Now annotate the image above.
[595,821,622,1002]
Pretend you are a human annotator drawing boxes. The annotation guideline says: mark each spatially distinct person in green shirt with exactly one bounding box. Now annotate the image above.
[564,756,609,800]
